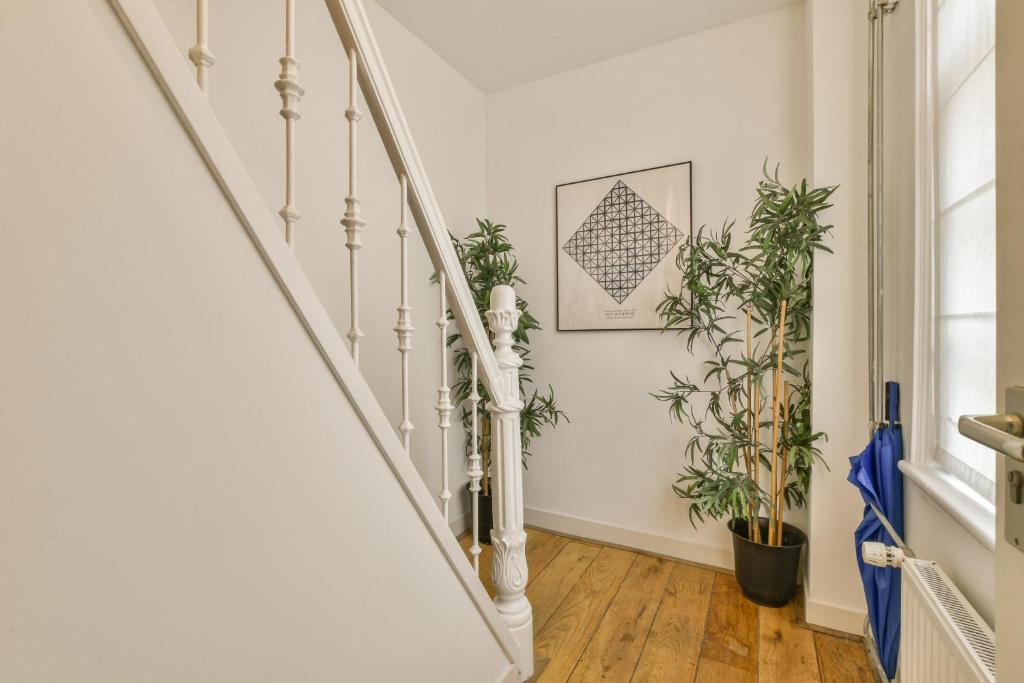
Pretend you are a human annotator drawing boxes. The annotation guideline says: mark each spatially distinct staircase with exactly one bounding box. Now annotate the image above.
[107,0,533,679]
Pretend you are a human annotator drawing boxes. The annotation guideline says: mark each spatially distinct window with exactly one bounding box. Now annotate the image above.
[915,0,996,502]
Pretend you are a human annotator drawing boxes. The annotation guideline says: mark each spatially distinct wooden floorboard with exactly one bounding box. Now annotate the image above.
[533,546,636,681]
[528,541,603,633]
[567,554,674,682]
[632,563,715,682]
[526,529,572,584]
[460,527,871,683]
[696,573,760,679]
[814,631,875,683]
[758,602,820,682]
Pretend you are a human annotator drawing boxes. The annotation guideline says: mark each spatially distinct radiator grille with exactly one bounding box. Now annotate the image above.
[901,558,995,683]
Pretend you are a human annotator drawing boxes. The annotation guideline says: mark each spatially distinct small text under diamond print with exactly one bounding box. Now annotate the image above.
[562,180,683,304]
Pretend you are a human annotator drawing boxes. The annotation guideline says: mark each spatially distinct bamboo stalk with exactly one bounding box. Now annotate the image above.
[745,307,755,541]
[768,299,788,546]
[752,380,762,544]
[729,368,753,544]
[776,381,792,545]
[481,414,491,497]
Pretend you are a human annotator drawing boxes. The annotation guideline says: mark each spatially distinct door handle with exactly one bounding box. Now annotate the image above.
[958,412,1024,462]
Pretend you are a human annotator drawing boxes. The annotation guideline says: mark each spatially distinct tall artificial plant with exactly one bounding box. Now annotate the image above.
[446,219,567,495]
[655,165,836,546]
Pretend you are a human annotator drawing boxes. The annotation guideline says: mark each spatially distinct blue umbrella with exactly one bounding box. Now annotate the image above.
[848,381,904,679]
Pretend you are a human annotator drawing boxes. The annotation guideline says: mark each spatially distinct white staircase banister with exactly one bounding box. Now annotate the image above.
[321,0,512,411]
[107,0,530,678]
[322,3,533,676]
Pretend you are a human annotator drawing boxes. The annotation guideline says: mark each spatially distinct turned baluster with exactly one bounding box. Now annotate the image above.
[394,174,414,450]
[274,0,303,247]
[468,352,483,573]
[341,47,365,364]
[188,0,214,92]
[436,272,453,522]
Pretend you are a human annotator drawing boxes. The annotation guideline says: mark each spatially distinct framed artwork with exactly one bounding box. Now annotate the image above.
[556,161,692,331]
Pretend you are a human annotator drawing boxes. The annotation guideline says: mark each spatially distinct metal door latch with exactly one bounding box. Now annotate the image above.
[959,386,1024,461]
[1009,470,1023,505]
[960,387,1024,553]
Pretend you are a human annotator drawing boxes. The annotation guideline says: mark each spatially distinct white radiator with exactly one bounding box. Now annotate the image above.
[900,557,995,683]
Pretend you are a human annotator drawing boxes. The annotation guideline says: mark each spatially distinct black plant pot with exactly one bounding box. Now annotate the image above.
[476,491,493,545]
[728,517,807,607]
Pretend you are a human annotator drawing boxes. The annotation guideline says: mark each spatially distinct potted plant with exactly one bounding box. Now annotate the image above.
[654,165,836,606]
[446,219,567,541]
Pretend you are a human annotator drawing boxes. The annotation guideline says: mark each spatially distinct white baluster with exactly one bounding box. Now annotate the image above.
[341,47,365,365]
[188,0,214,93]
[468,351,483,574]
[274,0,303,247]
[485,284,533,679]
[436,272,453,522]
[394,174,414,451]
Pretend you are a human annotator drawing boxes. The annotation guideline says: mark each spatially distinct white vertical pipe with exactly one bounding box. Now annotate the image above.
[468,352,483,574]
[436,272,453,522]
[274,0,303,248]
[867,0,897,427]
[188,0,215,92]
[395,174,414,451]
[342,48,365,365]
[867,0,878,427]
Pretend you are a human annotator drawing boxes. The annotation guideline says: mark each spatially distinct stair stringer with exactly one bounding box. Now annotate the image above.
[106,0,521,679]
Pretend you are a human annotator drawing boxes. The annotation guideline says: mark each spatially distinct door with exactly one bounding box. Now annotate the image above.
[995,1,1024,677]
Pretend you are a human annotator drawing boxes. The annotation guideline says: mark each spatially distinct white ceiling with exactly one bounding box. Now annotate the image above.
[375,0,802,93]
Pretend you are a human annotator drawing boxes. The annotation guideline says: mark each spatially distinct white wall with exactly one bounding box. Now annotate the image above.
[152,0,488,531]
[804,0,871,634]
[905,485,995,621]
[0,1,510,679]
[485,5,809,569]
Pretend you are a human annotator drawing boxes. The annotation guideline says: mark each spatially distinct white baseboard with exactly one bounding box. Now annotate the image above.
[449,510,471,538]
[804,596,866,635]
[523,506,733,570]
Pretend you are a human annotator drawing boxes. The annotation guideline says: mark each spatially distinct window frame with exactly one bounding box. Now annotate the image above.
[907,0,997,523]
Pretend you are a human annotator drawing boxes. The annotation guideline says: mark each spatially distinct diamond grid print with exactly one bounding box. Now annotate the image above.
[562,180,683,304]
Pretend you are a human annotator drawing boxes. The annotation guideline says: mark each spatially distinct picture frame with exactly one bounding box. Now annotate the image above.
[555,161,693,331]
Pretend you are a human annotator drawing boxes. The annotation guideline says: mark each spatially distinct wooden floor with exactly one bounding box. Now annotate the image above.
[459,528,875,683]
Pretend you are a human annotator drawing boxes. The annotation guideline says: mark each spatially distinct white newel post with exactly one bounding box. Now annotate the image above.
[485,284,534,679]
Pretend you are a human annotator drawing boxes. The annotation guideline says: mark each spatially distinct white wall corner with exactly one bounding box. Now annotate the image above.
[804,589,868,635]
[805,0,872,630]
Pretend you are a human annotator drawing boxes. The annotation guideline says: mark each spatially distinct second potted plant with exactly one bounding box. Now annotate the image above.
[447,219,567,540]
[655,165,836,606]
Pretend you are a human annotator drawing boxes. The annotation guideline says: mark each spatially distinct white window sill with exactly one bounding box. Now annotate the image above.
[899,460,996,551]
